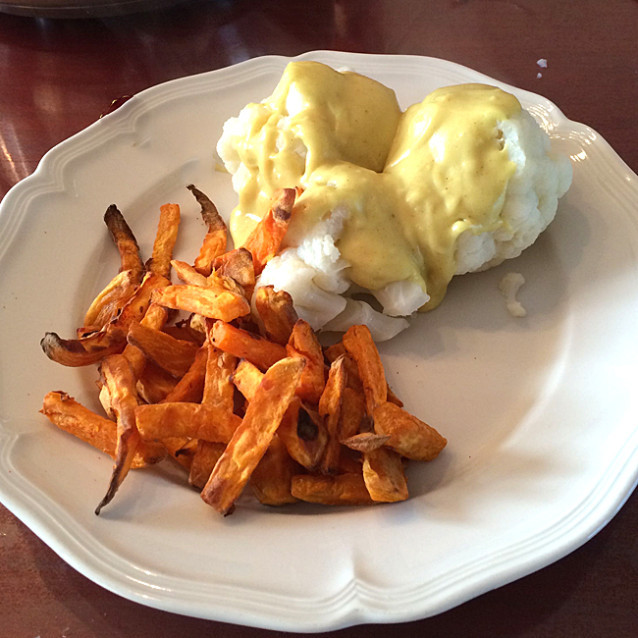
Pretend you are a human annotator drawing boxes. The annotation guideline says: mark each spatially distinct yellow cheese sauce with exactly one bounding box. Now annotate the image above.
[227,62,522,310]
[229,61,402,244]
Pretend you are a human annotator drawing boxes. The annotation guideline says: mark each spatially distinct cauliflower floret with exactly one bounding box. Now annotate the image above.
[454,110,572,275]
[257,250,347,330]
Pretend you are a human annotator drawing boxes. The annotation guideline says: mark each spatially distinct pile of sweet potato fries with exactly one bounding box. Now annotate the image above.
[40,185,446,516]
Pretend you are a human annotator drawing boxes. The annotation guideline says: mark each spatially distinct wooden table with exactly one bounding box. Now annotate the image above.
[1,1,637,636]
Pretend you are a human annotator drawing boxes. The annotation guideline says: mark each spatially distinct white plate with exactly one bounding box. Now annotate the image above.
[1,52,637,631]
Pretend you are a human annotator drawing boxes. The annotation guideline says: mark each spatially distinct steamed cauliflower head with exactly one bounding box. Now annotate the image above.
[217,62,572,340]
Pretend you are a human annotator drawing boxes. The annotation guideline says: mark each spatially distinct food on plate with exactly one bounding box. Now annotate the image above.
[499,271,527,317]
[40,187,446,515]
[217,61,572,339]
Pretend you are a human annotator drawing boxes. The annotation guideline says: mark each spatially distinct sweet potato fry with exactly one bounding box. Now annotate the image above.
[200,356,305,515]
[339,386,365,440]
[161,321,206,345]
[202,344,237,411]
[41,330,126,367]
[324,343,363,393]
[80,269,141,335]
[287,319,326,404]
[147,203,180,278]
[162,436,198,470]
[103,204,143,276]
[255,285,298,345]
[126,321,199,378]
[171,259,209,287]
[152,281,250,323]
[386,385,404,408]
[341,432,390,453]
[41,391,164,467]
[160,344,208,403]
[241,187,296,275]
[188,440,226,489]
[95,354,143,514]
[50,270,170,368]
[110,271,171,331]
[210,321,286,371]
[41,390,118,457]
[136,361,179,404]
[231,359,263,401]
[318,355,346,474]
[121,302,170,378]
[212,248,255,291]
[136,402,241,444]
[342,324,387,415]
[277,397,327,471]
[373,401,447,461]
[291,473,373,506]
[250,435,298,506]
[188,184,228,275]
[362,447,408,503]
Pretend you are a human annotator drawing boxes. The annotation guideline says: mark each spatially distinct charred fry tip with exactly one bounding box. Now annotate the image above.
[103,203,121,223]
[270,188,297,223]
[94,481,118,515]
[103,203,136,234]
[103,204,132,235]
[187,184,225,229]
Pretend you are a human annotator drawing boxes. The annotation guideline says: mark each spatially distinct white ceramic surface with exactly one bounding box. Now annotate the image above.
[1,52,637,631]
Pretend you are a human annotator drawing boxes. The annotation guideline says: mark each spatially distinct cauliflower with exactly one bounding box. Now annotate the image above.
[454,109,572,275]
[216,66,572,341]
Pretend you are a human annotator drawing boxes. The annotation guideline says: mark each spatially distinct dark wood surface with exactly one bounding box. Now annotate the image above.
[1,1,637,636]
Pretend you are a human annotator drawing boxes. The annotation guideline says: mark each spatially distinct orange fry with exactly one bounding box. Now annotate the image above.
[136,361,179,404]
[80,269,141,335]
[212,247,255,291]
[188,440,226,489]
[202,344,237,410]
[103,204,143,276]
[373,401,447,461]
[163,437,198,470]
[362,447,408,503]
[109,271,171,334]
[152,282,250,323]
[277,397,327,471]
[188,184,228,275]
[231,359,264,401]
[136,402,241,444]
[286,319,326,404]
[342,324,387,415]
[250,435,298,506]
[318,355,346,474]
[147,203,180,278]
[171,259,209,287]
[160,344,209,403]
[42,274,171,365]
[341,432,390,453]
[126,322,199,378]
[120,302,170,378]
[210,321,286,371]
[40,391,164,468]
[339,386,366,440]
[54,270,171,367]
[95,354,142,514]
[255,285,298,345]
[41,330,126,367]
[291,473,373,506]
[241,187,296,275]
[200,356,305,515]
